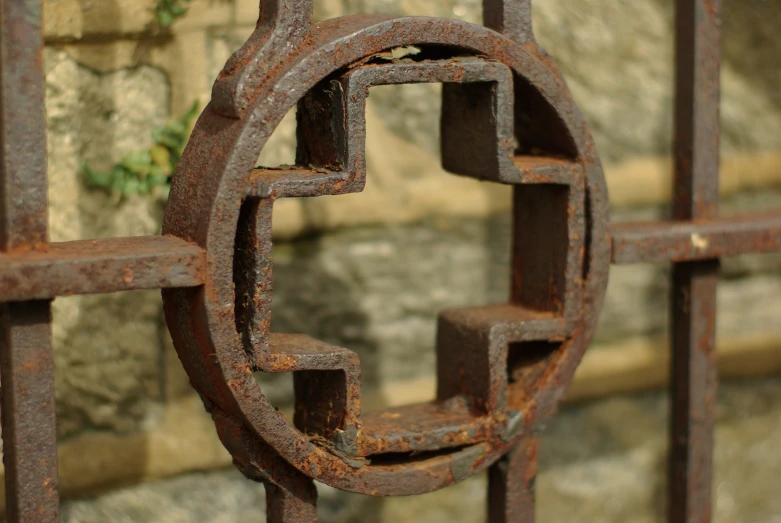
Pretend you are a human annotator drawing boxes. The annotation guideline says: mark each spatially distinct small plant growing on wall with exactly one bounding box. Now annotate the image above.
[155,0,194,27]
[83,101,200,200]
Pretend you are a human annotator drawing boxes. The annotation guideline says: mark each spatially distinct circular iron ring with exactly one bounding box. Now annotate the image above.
[163,14,609,496]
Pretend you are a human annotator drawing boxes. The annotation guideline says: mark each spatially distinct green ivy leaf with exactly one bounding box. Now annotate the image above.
[156,9,175,27]
[83,162,112,188]
[155,0,192,28]
[148,164,170,186]
[110,166,128,194]
[137,179,151,195]
[150,145,172,171]
[150,127,164,143]
[122,149,152,174]
[169,4,188,16]
[84,98,197,200]
[166,121,187,136]
[157,132,180,149]
[149,175,169,187]
[122,177,140,197]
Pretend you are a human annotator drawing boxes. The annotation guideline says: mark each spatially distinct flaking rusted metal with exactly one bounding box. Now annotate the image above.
[162,0,609,517]
[668,1,721,521]
[0,236,206,301]
[0,1,59,521]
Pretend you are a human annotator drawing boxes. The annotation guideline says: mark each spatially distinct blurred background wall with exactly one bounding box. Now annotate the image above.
[17,0,781,520]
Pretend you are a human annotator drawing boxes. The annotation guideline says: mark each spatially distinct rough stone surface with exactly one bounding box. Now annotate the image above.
[61,468,379,523]
[313,0,781,164]
[195,0,781,237]
[60,377,781,522]
[45,48,169,437]
[265,190,781,409]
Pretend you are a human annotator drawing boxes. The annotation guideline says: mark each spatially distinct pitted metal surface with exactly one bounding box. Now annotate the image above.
[161,0,609,513]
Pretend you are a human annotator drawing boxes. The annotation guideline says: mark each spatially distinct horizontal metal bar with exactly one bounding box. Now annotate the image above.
[0,235,206,301]
[510,155,584,185]
[610,212,781,264]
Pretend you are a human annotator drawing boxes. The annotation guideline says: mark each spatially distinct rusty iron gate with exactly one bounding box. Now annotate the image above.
[1,0,780,521]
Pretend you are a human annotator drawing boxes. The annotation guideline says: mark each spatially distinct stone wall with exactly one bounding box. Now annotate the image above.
[9,0,780,520]
[61,377,781,523]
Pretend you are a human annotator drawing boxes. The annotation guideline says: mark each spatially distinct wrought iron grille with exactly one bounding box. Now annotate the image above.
[1,0,779,521]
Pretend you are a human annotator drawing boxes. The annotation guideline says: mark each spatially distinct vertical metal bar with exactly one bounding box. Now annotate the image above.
[488,435,538,523]
[0,0,49,249]
[264,477,318,523]
[0,0,59,521]
[0,302,58,521]
[482,0,533,44]
[484,4,539,519]
[669,1,721,522]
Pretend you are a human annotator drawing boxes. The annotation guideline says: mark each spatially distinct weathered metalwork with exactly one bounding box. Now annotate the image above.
[162,1,608,518]
[0,1,59,521]
[611,213,781,263]
[0,0,779,521]
[667,2,720,521]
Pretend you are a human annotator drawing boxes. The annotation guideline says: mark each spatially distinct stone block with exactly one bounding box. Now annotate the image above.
[204,0,781,235]
[44,0,158,40]
[45,0,781,239]
[45,48,170,437]
[267,190,781,408]
[59,31,213,116]
[43,0,245,40]
[58,378,781,522]
[310,0,781,164]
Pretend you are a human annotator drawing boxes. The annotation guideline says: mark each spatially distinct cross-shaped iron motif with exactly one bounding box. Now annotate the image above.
[1,0,780,522]
[163,1,606,521]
